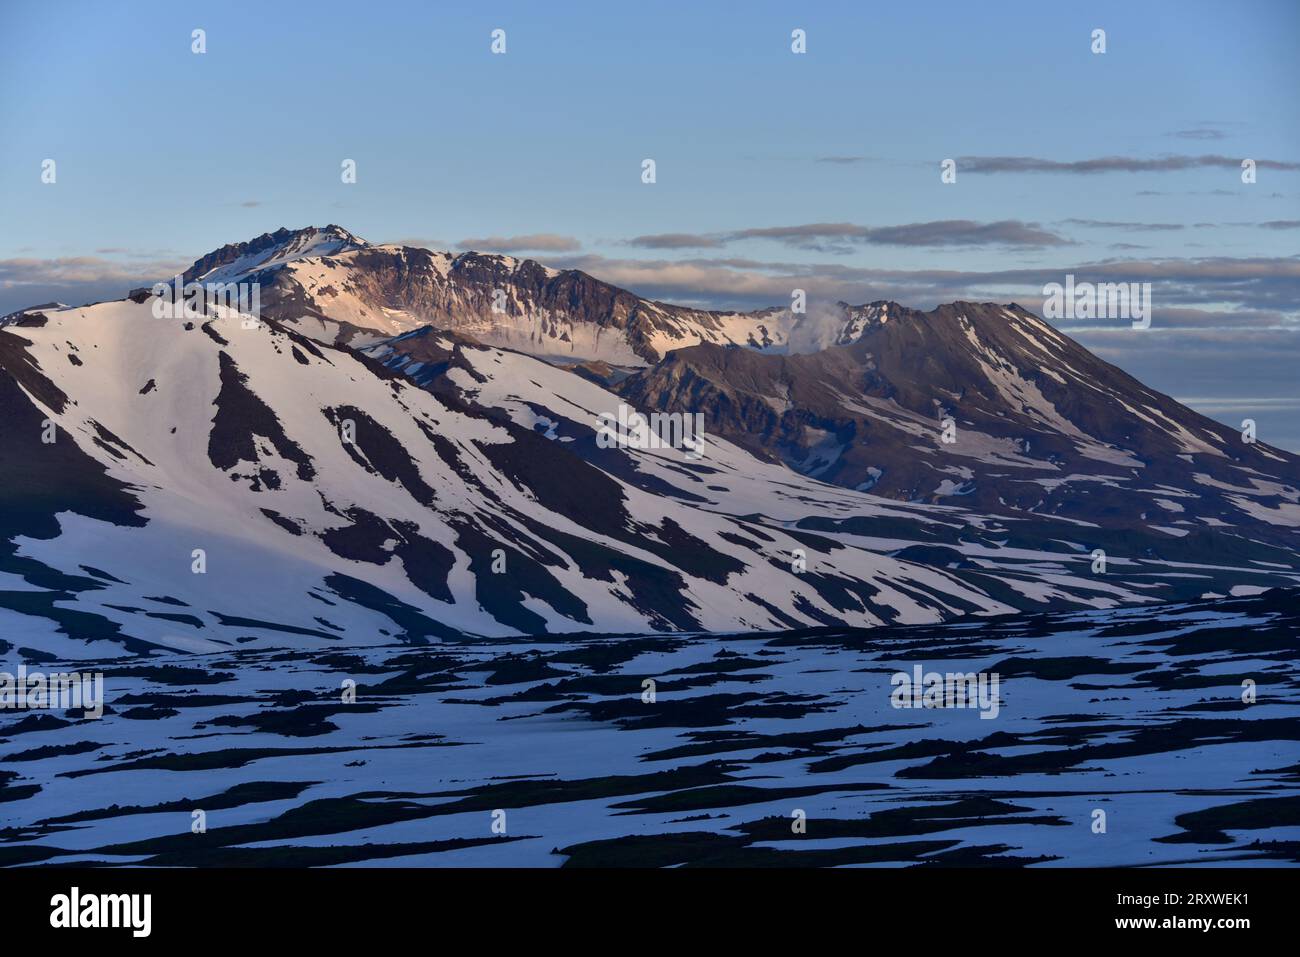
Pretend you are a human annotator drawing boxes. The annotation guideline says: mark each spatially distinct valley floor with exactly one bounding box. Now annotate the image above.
[2,590,1298,867]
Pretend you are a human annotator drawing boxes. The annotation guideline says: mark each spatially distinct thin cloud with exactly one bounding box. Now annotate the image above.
[626,233,725,250]
[856,220,1068,248]
[959,154,1300,174]
[546,251,1300,323]
[0,255,191,286]
[388,237,449,250]
[1172,397,1300,412]
[1061,219,1187,231]
[1166,129,1227,141]
[0,254,194,314]
[457,233,581,253]
[627,220,1068,253]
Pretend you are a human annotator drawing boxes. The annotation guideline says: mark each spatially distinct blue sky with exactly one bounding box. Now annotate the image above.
[2,0,1298,443]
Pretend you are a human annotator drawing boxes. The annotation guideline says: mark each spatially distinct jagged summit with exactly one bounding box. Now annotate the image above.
[183,225,369,284]
[172,225,801,359]
[170,227,1062,367]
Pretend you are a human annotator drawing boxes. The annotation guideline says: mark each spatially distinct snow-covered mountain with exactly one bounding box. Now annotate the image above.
[1,226,1297,659]
[617,300,1300,558]
[366,299,1300,584]
[183,225,371,285]
[2,296,1119,658]
[179,226,803,361]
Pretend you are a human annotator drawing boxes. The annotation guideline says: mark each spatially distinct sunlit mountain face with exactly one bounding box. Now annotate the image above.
[1,1,1297,884]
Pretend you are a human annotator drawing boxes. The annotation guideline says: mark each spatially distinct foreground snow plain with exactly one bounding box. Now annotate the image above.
[3,589,1296,867]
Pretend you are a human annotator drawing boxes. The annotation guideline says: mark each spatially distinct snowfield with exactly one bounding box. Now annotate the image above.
[1,589,1296,867]
[5,298,1244,659]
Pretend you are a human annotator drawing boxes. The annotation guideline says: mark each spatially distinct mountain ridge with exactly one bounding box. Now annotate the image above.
[1,225,1295,657]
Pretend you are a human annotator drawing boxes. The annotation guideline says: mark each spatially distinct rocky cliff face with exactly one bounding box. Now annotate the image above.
[616,300,1300,555]
[183,227,804,362]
